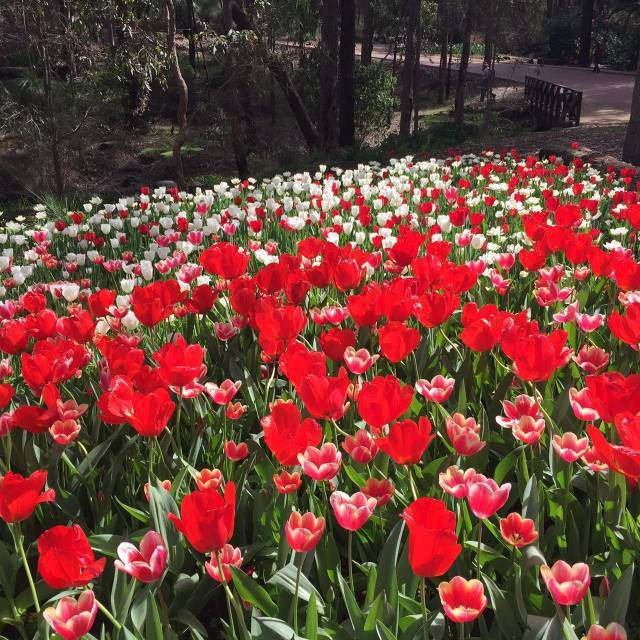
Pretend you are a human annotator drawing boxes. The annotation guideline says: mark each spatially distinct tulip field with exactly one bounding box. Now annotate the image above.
[1,149,640,640]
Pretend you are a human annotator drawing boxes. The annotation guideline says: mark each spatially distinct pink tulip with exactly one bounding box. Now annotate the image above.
[114,530,167,583]
[569,388,600,421]
[205,379,242,405]
[43,589,97,640]
[446,413,485,457]
[49,419,81,445]
[540,560,590,606]
[496,395,542,429]
[343,429,378,464]
[585,622,627,640]
[512,415,546,445]
[343,346,379,375]
[552,432,590,463]
[205,544,243,583]
[576,312,604,332]
[330,491,376,531]
[224,440,249,462]
[285,511,325,553]
[298,443,342,481]
[438,576,488,623]
[415,375,455,403]
[439,465,476,499]
[466,477,511,519]
[571,345,609,374]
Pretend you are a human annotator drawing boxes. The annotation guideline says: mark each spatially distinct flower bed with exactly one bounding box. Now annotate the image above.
[0,150,639,640]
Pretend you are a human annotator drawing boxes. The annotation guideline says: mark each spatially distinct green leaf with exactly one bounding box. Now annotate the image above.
[522,474,539,521]
[495,446,523,485]
[144,591,164,640]
[561,618,581,640]
[601,564,634,625]
[230,566,278,617]
[305,592,318,640]
[268,563,325,614]
[375,520,404,610]
[149,482,183,573]
[337,572,364,633]
[250,616,296,639]
[172,610,208,640]
[482,573,523,639]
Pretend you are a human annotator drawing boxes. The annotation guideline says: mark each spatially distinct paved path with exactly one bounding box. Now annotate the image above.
[367,43,634,125]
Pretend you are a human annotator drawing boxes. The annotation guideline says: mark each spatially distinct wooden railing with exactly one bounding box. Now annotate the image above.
[524,76,582,129]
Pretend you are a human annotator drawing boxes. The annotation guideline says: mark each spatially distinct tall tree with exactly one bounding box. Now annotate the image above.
[361,0,374,65]
[320,0,339,149]
[165,0,188,185]
[338,0,356,146]
[399,0,419,137]
[453,0,472,128]
[437,0,449,104]
[622,51,640,164]
[578,0,595,67]
[483,0,496,66]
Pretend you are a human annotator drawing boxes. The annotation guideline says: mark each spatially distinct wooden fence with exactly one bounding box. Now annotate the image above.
[524,76,583,129]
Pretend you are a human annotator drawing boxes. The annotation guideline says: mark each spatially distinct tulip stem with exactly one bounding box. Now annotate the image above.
[421,577,429,640]
[96,599,122,631]
[11,525,40,614]
[293,554,302,634]
[348,530,354,593]
[458,621,465,640]
[217,552,250,640]
[476,520,483,582]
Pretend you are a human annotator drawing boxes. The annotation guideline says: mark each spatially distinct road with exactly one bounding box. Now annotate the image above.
[367,42,634,125]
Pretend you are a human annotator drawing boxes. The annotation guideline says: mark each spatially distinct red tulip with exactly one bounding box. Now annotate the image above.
[360,477,395,507]
[153,335,206,389]
[168,483,236,553]
[224,440,249,462]
[319,328,356,363]
[131,280,183,327]
[587,424,640,483]
[297,368,350,420]
[499,513,539,547]
[401,498,462,577]
[38,524,106,588]
[49,419,81,445]
[273,470,302,494]
[343,429,378,464]
[0,470,55,523]
[375,417,434,465]
[43,589,97,640]
[378,321,421,363]
[0,383,14,409]
[285,511,325,552]
[262,401,322,466]
[438,576,488,623]
[540,561,590,606]
[608,302,640,349]
[200,242,250,279]
[586,372,640,422]
[358,375,414,431]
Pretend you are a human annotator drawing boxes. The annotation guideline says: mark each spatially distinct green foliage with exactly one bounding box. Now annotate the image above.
[354,62,397,143]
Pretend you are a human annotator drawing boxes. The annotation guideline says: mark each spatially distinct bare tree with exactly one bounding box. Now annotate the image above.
[361,0,374,65]
[165,0,188,185]
[399,0,419,137]
[320,0,339,149]
[454,0,472,129]
[623,50,640,165]
[338,0,356,146]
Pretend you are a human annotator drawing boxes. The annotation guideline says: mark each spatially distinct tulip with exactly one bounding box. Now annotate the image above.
[0,470,55,523]
[415,375,455,403]
[540,561,591,606]
[114,530,167,583]
[375,417,434,465]
[439,465,474,499]
[360,477,395,507]
[168,483,236,553]
[467,477,511,520]
[343,346,379,375]
[584,622,627,640]
[195,468,223,491]
[273,470,302,494]
[512,415,546,445]
[49,419,81,445]
[224,440,249,462]
[343,429,378,464]
[438,576,488,623]
[298,443,342,482]
[144,479,171,502]
[329,491,376,531]
[285,511,325,553]
[43,589,97,640]
[552,432,590,463]
[499,513,538,547]
[204,544,243,583]
[446,413,486,457]
[569,388,600,421]
[204,379,242,405]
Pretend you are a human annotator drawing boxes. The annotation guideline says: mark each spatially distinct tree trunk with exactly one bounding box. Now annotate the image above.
[361,0,374,65]
[187,0,197,71]
[412,1,422,135]
[399,0,419,137]
[166,0,188,185]
[231,2,319,148]
[454,0,472,129]
[622,51,640,165]
[446,42,453,98]
[578,0,594,67]
[437,0,449,104]
[320,0,339,150]
[483,0,495,66]
[338,0,356,146]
